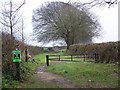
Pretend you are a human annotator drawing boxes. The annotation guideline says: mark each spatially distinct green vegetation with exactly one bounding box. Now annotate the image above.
[24,52,118,88]
[2,53,61,88]
[20,59,42,78]
[19,53,64,88]
[46,62,118,88]
[2,59,42,88]
[2,75,20,88]
[22,52,118,88]
[33,53,47,63]
[2,51,118,88]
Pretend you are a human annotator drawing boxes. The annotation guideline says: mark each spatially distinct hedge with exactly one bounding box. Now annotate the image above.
[66,41,119,63]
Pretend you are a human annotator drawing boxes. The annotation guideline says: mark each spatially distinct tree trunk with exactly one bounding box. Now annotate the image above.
[66,40,71,49]
[67,45,69,49]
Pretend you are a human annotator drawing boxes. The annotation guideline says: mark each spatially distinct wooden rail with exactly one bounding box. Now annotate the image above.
[46,54,99,66]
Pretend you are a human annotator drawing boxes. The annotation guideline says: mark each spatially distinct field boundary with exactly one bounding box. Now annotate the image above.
[46,54,99,66]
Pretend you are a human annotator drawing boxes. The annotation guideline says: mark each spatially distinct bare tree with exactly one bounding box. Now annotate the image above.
[32,2,101,49]
[1,0,25,80]
[0,0,25,37]
[75,0,118,8]
[21,18,24,43]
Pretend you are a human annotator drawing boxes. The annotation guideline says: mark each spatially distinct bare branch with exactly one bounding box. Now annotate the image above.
[81,0,117,8]
[13,0,25,12]
[0,0,25,39]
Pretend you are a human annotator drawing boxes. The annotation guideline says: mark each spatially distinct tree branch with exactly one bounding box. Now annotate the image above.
[81,0,117,8]
[13,0,25,12]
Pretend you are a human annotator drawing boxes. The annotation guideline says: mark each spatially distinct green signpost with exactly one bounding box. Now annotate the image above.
[13,50,21,62]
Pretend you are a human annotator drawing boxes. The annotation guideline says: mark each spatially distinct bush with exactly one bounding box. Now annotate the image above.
[27,45,43,55]
[2,32,18,78]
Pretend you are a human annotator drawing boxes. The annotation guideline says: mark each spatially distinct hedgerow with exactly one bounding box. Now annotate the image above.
[66,41,119,63]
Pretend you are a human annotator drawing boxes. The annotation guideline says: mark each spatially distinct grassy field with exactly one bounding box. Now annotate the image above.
[46,61,118,88]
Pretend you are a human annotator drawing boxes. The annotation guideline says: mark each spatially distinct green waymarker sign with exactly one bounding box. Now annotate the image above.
[13,50,21,62]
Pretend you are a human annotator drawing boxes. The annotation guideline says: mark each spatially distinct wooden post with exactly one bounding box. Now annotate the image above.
[71,55,73,61]
[94,53,96,61]
[84,54,85,62]
[46,55,49,66]
[15,44,20,81]
[59,55,60,61]
[15,62,20,81]
[94,53,97,63]
[95,53,99,63]
[25,46,28,62]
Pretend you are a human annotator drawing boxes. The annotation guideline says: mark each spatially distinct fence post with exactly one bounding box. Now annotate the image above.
[95,53,99,63]
[46,55,49,66]
[59,55,60,61]
[71,55,73,61]
[84,54,85,62]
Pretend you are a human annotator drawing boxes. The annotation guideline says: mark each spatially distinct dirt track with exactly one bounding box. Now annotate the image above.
[35,63,79,88]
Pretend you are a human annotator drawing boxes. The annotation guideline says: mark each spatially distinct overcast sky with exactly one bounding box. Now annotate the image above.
[0,0,118,47]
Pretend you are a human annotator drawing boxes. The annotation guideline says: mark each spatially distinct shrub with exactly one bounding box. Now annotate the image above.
[2,32,18,78]
[27,45,43,55]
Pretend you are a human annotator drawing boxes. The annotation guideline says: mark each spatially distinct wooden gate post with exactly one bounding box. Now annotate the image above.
[95,53,99,63]
[15,44,20,81]
[59,55,60,61]
[16,62,20,81]
[84,54,85,62]
[71,55,73,61]
[46,55,49,66]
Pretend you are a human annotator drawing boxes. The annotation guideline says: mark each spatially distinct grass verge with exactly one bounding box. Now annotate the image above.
[46,61,118,88]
